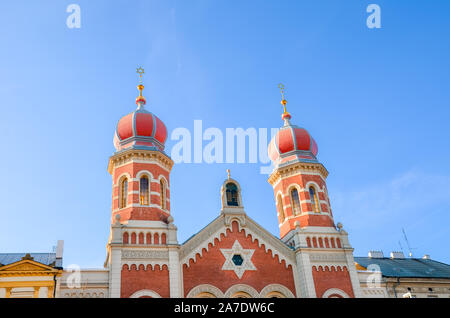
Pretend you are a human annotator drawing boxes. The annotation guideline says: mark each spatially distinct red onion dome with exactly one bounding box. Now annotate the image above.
[114,106,167,152]
[269,85,318,166]
[268,121,318,165]
[114,78,168,152]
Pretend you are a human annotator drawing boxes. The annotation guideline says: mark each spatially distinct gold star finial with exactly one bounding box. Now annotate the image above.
[137,67,145,83]
[135,66,146,105]
[278,83,287,113]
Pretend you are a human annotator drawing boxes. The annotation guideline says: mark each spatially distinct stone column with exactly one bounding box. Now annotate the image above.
[47,286,54,298]
[295,251,317,298]
[34,287,40,298]
[339,229,362,298]
[109,248,122,298]
[168,247,181,297]
[167,220,181,298]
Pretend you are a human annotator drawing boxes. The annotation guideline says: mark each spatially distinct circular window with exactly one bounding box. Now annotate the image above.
[232,254,244,266]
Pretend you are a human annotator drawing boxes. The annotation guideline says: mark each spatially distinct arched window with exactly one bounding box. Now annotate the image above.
[290,188,301,215]
[120,178,128,209]
[140,176,149,205]
[277,194,285,222]
[160,179,166,210]
[309,186,320,213]
[225,183,239,206]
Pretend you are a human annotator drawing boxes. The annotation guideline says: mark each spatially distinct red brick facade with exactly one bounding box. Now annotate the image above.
[121,264,170,298]
[183,221,296,297]
[273,172,335,238]
[312,266,354,298]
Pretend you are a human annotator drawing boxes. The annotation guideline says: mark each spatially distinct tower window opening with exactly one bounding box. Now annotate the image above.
[140,176,149,205]
[226,183,239,206]
[290,188,301,215]
[309,186,320,213]
[277,194,285,222]
[160,179,166,210]
[120,178,128,209]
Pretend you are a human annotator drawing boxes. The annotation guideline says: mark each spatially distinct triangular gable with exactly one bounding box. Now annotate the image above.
[180,211,296,268]
[0,259,59,273]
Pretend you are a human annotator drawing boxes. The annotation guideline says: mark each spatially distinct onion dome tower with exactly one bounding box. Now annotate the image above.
[267,84,335,239]
[107,67,174,224]
[267,85,361,298]
[105,68,180,299]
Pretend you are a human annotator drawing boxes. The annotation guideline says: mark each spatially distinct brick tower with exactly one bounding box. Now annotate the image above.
[267,84,362,297]
[105,68,181,298]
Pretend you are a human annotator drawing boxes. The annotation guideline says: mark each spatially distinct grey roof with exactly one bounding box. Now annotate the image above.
[355,257,450,279]
[0,253,62,268]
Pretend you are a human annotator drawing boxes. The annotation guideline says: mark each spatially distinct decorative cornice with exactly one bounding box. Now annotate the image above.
[108,149,174,175]
[122,249,169,260]
[309,252,347,263]
[268,161,329,186]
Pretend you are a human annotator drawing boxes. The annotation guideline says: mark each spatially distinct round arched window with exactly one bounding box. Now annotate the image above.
[225,183,239,206]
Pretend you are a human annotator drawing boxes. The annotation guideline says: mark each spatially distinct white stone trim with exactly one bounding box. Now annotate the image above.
[168,249,182,298]
[259,284,295,298]
[123,220,168,228]
[113,159,170,173]
[60,289,108,298]
[129,289,162,298]
[135,170,154,180]
[115,172,132,184]
[224,284,259,298]
[322,288,350,298]
[311,264,348,271]
[121,261,169,269]
[271,171,326,189]
[220,240,256,279]
[304,181,322,192]
[221,178,243,209]
[240,225,295,268]
[186,284,224,298]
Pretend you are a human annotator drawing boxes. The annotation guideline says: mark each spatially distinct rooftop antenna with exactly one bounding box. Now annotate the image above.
[402,228,416,258]
[398,240,405,255]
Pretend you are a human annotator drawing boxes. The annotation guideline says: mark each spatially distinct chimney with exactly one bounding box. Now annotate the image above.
[56,240,64,259]
[422,254,430,260]
[368,250,384,258]
[390,251,405,259]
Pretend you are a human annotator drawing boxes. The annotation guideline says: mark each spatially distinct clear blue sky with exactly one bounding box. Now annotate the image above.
[0,0,449,267]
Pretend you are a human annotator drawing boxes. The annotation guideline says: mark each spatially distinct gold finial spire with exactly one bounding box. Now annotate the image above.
[227,169,231,179]
[136,67,146,105]
[278,83,288,113]
[278,83,291,123]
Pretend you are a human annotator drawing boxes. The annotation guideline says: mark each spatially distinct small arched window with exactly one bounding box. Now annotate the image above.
[120,178,128,209]
[309,186,320,213]
[290,188,301,215]
[140,176,149,205]
[160,179,166,210]
[225,183,239,206]
[277,194,285,222]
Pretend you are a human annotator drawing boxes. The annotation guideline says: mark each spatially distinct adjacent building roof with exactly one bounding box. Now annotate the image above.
[0,253,62,268]
[355,257,450,279]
